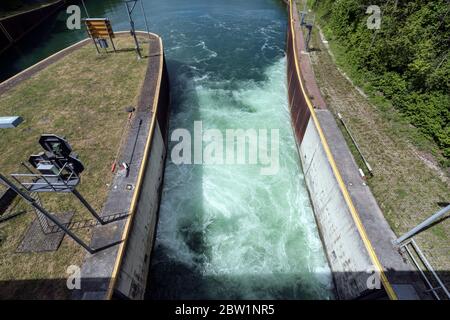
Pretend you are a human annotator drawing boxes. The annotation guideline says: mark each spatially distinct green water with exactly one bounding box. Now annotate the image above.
[145,0,334,300]
[149,56,334,299]
[0,0,334,300]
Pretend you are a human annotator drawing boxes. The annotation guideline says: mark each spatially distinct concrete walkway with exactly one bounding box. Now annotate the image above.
[72,32,165,300]
[316,110,427,299]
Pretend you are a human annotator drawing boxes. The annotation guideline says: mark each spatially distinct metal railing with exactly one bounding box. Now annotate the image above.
[10,162,78,192]
[401,239,450,300]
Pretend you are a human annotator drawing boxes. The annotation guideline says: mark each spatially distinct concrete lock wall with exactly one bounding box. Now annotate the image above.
[115,121,166,298]
[286,0,381,299]
[113,51,170,299]
[300,117,374,299]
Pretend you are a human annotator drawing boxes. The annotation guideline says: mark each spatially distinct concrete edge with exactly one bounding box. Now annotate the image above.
[105,33,165,300]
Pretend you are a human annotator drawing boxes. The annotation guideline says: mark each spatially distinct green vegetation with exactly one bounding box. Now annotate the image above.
[311,0,450,167]
[0,36,149,299]
[301,0,450,284]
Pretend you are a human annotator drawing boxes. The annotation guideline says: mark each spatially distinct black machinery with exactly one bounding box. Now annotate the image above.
[0,134,123,253]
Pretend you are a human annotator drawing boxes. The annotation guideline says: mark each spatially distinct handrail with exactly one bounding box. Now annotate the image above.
[402,239,450,300]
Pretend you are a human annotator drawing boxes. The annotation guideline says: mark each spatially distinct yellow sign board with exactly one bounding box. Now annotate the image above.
[84,18,116,53]
[85,18,114,38]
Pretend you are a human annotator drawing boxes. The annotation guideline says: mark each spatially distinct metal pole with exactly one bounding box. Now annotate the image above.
[0,210,26,223]
[0,173,95,254]
[71,189,106,225]
[411,239,450,299]
[92,37,100,54]
[109,34,117,52]
[139,0,151,39]
[81,0,90,18]
[125,1,142,59]
[394,204,450,245]
[0,22,13,43]
[337,113,373,175]
[403,243,440,300]
[37,172,57,192]
[305,26,312,51]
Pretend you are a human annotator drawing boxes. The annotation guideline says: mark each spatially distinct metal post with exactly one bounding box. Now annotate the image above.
[0,210,26,223]
[139,0,151,39]
[403,243,440,300]
[305,25,312,51]
[125,1,142,59]
[21,162,35,175]
[36,173,57,192]
[92,38,100,54]
[81,0,90,18]
[71,189,106,225]
[300,1,307,25]
[337,113,373,175]
[0,22,13,43]
[411,239,450,299]
[0,173,95,254]
[109,35,117,52]
[394,204,450,245]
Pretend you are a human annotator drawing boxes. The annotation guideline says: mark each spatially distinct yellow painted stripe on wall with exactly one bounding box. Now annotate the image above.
[288,0,397,300]
[106,33,164,300]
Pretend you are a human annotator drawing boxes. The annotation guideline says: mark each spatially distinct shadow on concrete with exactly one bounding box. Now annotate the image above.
[0,277,110,300]
[144,270,450,300]
[1,272,446,300]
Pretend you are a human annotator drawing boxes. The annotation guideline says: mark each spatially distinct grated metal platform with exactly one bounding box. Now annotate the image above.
[16,211,74,253]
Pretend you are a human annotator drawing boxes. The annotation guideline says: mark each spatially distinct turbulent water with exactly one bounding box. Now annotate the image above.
[145,0,334,300]
[0,0,334,299]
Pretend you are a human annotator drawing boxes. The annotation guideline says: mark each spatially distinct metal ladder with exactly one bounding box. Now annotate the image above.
[29,192,52,234]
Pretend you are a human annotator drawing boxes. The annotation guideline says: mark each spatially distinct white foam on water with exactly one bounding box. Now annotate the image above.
[152,56,334,299]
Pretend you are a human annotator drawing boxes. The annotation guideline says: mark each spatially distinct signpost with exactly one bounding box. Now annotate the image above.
[124,0,152,59]
[84,18,116,54]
